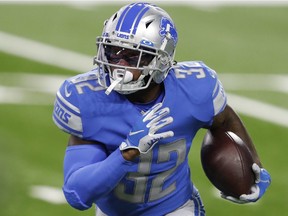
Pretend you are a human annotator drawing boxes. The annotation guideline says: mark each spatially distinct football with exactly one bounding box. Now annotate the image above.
[201,129,255,198]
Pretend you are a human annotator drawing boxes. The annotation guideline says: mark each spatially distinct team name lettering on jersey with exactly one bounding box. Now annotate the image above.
[54,101,72,123]
[52,92,83,137]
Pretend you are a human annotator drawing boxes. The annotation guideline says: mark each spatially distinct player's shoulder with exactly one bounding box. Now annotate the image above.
[168,60,227,118]
[171,61,218,100]
[52,69,105,137]
[172,61,217,82]
[61,69,103,97]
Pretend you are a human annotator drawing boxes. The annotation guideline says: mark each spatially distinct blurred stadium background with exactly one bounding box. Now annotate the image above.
[0,0,287,215]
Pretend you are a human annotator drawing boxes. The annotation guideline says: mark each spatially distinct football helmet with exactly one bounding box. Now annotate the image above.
[94,2,178,95]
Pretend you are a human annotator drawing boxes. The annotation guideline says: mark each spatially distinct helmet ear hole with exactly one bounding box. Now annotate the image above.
[103,20,108,26]
[112,13,117,21]
[145,20,154,29]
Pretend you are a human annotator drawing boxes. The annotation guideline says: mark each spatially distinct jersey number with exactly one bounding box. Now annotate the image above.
[114,139,186,203]
[174,62,206,79]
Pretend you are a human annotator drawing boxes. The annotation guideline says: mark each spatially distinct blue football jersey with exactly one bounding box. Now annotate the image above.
[53,61,227,216]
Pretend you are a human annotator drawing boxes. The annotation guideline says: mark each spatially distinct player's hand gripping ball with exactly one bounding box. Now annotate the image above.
[201,129,271,203]
[222,163,271,204]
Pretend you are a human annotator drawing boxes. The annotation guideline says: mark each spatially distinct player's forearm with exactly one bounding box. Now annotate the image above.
[225,112,261,166]
[63,147,135,210]
[211,105,262,166]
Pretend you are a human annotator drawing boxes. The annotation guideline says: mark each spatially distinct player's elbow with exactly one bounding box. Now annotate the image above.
[62,186,92,211]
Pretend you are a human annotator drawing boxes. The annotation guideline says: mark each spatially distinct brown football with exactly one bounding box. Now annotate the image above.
[201,129,255,198]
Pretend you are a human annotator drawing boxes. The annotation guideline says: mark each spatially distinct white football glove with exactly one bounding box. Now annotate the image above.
[221,163,271,204]
[119,103,174,154]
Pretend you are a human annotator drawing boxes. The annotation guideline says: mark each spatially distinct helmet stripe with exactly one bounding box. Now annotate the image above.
[132,7,150,35]
[115,3,136,32]
[116,3,149,35]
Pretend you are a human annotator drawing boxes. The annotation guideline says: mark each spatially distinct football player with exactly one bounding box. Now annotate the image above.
[52,2,271,215]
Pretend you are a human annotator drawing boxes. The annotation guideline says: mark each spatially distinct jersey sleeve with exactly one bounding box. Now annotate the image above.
[199,61,227,121]
[52,79,83,138]
[212,77,227,116]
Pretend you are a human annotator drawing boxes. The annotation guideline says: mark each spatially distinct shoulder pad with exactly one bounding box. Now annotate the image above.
[52,79,83,137]
[173,61,217,80]
[173,61,227,116]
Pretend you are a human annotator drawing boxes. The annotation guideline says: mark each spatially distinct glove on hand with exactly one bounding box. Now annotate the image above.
[120,103,174,154]
[221,163,271,204]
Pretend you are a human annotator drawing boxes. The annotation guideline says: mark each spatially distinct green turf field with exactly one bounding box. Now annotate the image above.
[0,2,287,216]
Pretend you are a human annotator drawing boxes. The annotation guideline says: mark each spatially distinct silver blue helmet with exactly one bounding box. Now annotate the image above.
[94,2,178,95]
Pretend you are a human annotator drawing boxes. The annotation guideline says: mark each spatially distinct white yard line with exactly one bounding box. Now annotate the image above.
[2,72,288,95]
[228,93,288,128]
[30,185,66,204]
[0,31,92,72]
[0,31,288,128]
[1,72,288,128]
[219,74,288,94]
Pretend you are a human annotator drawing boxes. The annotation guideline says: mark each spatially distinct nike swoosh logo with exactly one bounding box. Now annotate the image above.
[129,130,144,136]
[64,85,72,97]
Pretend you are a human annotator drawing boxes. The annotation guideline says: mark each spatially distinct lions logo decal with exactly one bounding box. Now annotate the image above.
[159,17,178,45]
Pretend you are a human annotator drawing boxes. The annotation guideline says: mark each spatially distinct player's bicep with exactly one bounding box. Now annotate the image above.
[210,104,242,132]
